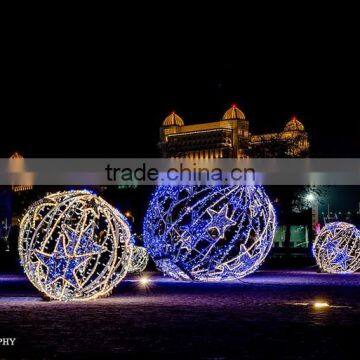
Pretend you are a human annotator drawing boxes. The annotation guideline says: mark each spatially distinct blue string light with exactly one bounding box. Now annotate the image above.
[143,186,276,281]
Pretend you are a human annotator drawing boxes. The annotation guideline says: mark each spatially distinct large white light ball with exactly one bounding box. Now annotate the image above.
[19,190,132,301]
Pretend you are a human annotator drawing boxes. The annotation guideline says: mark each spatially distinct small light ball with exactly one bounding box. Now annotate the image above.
[128,246,149,274]
[313,222,360,274]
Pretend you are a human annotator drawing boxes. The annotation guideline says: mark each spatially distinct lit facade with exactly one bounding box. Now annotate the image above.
[10,152,33,192]
[159,105,309,158]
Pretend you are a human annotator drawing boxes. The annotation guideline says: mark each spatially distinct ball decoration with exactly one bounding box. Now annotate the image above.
[313,222,360,274]
[18,190,132,301]
[143,186,276,281]
[128,245,149,274]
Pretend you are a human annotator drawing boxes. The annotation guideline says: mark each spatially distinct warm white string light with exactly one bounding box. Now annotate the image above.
[313,222,360,274]
[18,190,133,301]
[128,245,149,274]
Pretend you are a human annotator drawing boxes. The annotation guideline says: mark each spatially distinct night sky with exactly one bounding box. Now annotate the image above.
[2,11,359,158]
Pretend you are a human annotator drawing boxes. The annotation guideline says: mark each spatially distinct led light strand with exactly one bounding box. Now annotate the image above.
[143,186,276,281]
[313,221,360,274]
[19,190,132,301]
[128,245,149,274]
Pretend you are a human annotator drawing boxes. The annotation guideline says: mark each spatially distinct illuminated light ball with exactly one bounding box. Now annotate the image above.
[128,245,149,274]
[313,222,360,274]
[18,190,132,301]
[143,186,276,281]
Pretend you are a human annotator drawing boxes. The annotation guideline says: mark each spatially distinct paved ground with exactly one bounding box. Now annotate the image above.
[0,271,359,359]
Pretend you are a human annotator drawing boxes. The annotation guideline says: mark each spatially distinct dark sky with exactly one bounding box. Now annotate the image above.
[1,8,359,262]
[2,9,359,158]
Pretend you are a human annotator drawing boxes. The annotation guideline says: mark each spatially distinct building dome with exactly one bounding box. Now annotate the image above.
[163,112,184,127]
[10,151,24,159]
[284,116,305,132]
[222,104,246,120]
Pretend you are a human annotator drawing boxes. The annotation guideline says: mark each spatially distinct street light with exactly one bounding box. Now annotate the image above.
[124,210,135,223]
[304,191,319,239]
[305,193,316,202]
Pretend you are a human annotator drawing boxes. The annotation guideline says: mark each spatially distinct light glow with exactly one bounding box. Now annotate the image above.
[139,276,151,287]
[313,301,330,309]
[305,193,316,202]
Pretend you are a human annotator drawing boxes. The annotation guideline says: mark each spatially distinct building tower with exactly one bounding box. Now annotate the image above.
[222,104,249,157]
[282,116,309,156]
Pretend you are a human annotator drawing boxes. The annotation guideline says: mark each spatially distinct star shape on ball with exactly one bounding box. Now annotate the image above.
[65,225,103,256]
[35,228,103,288]
[207,205,236,239]
[330,245,352,271]
[322,237,339,256]
[179,221,205,250]
[178,232,196,252]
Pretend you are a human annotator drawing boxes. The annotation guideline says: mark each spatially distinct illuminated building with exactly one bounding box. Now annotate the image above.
[10,152,33,192]
[159,105,309,158]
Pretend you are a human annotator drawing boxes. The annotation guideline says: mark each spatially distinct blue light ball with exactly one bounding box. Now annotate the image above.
[143,186,276,281]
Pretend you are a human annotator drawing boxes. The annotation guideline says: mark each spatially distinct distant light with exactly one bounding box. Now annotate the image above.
[305,193,316,202]
[139,276,151,287]
[313,301,330,309]
[231,103,237,108]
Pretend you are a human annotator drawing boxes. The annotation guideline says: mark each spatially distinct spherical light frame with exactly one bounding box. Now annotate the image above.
[19,190,132,301]
[143,185,276,281]
[313,221,360,274]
